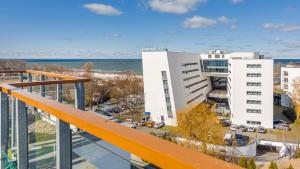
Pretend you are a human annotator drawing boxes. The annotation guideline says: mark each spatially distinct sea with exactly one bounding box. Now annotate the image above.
[26,58,300,75]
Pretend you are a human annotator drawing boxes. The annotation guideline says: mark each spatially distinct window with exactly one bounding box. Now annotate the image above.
[247,82,261,86]
[247,64,261,68]
[166,97,170,103]
[284,84,288,90]
[187,93,203,104]
[247,91,261,95]
[283,71,288,76]
[247,100,261,104]
[183,75,200,81]
[247,121,261,125]
[247,73,262,77]
[162,71,173,119]
[247,109,261,114]
[190,84,208,94]
[182,69,199,74]
[284,78,288,83]
[185,79,207,89]
[161,116,165,122]
[201,59,228,73]
[181,63,198,67]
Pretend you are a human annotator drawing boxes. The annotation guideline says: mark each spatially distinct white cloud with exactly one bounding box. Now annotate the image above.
[218,16,229,24]
[231,0,244,4]
[104,32,121,38]
[274,37,282,42]
[83,3,122,16]
[148,0,206,14]
[183,16,236,29]
[231,24,237,30]
[284,41,300,49]
[183,16,217,28]
[262,23,300,32]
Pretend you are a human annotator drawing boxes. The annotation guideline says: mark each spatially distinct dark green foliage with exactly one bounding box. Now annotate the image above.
[268,161,278,169]
[287,164,294,169]
[247,158,256,169]
[239,156,248,168]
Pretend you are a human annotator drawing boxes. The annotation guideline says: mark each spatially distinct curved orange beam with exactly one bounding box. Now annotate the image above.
[0,70,241,169]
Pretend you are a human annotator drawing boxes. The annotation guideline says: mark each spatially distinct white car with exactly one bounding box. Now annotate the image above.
[274,123,289,131]
[154,122,165,129]
[247,127,255,132]
[239,125,247,132]
[258,126,266,133]
[230,124,237,131]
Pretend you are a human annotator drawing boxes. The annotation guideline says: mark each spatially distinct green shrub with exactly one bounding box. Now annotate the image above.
[239,156,248,168]
[247,158,256,169]
[287,164,294,169]
[268,161,278,169]
[295,119,300,127]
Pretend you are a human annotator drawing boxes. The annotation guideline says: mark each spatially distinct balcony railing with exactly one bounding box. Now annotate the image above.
[0,70,241,169]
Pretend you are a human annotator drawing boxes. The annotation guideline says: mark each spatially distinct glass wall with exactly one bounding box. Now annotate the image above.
[201,60,228,73]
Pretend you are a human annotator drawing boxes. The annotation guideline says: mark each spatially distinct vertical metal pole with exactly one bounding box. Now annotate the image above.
[11,98,16,148]
[56,81,72,169]
[28,73,32,93]
[75,82,85,111]
[40,75,45,97]
[16,100,28,169]
[0,92,9,169]
[19,73,24,82]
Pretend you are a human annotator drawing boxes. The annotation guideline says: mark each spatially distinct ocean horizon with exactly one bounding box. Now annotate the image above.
[24,58,300,75]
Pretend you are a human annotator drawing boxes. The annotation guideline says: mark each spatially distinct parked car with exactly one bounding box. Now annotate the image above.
[120,122,137,129]
[219,119,231,127]
[104,101,112,105]
[247,126,255,132]
[274,123,290,131]
[146,121,155,128]
[258,126,266,133]
[235,134,249,146]
[138,120,147,126]
[154,122,165,129]
[107,107,122,114]
[239,125,247,132]
[224,133,233,145]
[273,119,288,125]
[95,109,112,116]
[230,124,237,131]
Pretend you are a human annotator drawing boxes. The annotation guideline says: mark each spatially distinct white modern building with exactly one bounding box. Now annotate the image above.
[142,49,274,128]
[281,64,300,108]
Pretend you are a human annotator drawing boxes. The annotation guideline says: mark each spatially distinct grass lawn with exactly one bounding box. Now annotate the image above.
[160,126,176,133]
[29,133,56,143]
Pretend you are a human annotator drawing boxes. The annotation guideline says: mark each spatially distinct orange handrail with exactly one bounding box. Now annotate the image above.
[0,70,241,169]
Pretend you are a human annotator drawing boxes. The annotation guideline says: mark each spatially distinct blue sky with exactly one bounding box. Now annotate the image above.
[0,0,300,59]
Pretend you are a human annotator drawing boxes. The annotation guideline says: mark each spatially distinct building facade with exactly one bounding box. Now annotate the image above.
[142,49,273,128]
[281,65,300,108]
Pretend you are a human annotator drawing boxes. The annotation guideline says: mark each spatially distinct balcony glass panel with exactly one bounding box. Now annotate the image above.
[201,60,228,73]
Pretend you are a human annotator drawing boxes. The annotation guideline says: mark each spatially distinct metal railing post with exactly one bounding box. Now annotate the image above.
[16,100,28,169]
[0,92,9,169]
[40,75,45,97]
[56,80,72,169]
[19,73,24,82]
[28,73,32,93]
[10,98,16,148]
[75,82,85,111]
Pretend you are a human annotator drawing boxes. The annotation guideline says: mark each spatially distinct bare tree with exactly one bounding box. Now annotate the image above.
[292,78,300,121]
[82,62,99,110]
[174,103,225,154]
